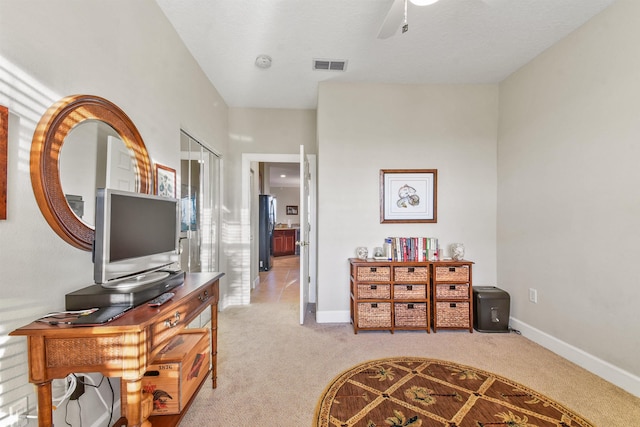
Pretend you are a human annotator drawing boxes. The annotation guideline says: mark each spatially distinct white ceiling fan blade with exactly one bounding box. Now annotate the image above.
[377,0,405,39]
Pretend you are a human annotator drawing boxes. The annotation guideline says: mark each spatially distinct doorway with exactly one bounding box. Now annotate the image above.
[241,152,317,313]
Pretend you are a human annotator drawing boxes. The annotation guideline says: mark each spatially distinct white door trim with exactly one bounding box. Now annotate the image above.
[241,152,317,309]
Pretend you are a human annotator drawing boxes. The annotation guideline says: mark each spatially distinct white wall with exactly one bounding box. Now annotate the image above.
[498,0,640,384]
[316,83,499,320]
[227,108,317,304]
[0,0,229,424]
[272,186,300,225]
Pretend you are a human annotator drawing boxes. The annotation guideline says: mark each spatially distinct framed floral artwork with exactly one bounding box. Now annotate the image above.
[380,169,437,223]
[155,163,176,198]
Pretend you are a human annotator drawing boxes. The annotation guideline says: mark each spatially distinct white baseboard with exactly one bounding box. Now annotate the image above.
[316,310,350,324]
[510,317,640,397]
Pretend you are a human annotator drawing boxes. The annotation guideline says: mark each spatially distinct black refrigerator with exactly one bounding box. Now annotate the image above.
[258,194,275,271]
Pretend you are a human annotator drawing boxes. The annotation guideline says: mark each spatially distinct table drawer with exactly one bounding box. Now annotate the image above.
[356,266,390,281]
[394,284,427,300]
[356,284,390,299]
[150,285,214,350]
[435,283,469,299]
[434,265,470,282]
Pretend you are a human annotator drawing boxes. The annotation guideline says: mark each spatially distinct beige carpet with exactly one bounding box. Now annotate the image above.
[178,259,639,426]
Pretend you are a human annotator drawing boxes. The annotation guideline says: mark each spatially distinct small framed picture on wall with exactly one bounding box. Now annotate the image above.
[286,205,298,215]
[155,163,176,198]
[380,169,437,223]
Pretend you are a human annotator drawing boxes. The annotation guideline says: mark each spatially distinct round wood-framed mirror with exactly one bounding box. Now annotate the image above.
[30,94,152,250]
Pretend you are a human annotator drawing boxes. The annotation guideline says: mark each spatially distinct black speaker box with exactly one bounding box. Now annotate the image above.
[65,271,184,310]
[473,286,510,333]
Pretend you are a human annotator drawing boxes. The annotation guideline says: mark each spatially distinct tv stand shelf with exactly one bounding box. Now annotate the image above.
[10,272,224,427]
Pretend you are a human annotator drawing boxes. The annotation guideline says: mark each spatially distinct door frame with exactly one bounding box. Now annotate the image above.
[241,152,317,308]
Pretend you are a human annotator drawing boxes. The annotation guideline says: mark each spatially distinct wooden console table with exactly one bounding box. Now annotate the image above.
[10,272,224,427]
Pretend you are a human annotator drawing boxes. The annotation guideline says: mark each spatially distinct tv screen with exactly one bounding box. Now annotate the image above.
[94,188,179,287]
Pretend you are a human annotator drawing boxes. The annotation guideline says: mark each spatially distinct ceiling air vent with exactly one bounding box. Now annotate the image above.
[313,59,347,71]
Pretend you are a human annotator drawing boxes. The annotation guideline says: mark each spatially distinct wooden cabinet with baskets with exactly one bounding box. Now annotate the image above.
[349,258,430,334]
[431,261,474,332]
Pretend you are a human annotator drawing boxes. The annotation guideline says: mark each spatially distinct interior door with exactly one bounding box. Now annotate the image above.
[106,135,136,191]
[180,134,201,272]
[298,145,310,325]
[179,131,221,274]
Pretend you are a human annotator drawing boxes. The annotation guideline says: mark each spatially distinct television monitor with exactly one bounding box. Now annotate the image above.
[94,188,180,289]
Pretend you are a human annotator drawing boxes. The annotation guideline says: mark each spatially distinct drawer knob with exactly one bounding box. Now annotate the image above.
[164,311,181,328]
[198,290,210,302]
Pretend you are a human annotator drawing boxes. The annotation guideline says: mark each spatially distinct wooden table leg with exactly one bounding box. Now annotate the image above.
[210,303,218,389]
[122,379,143,427]
[35,381,53,427]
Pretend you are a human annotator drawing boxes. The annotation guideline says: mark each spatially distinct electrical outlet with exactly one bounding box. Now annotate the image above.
[9,396,28,427]
[529,288,538,303]
[70,375,85,400]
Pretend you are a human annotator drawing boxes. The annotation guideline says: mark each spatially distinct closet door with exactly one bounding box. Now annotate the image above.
[179,131,221,274]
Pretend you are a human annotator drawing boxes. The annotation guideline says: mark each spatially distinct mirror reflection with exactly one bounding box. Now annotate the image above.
[59,120,136,226]
[31,94,152,251]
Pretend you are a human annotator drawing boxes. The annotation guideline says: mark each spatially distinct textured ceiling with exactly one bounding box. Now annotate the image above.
[155,0,615,110]
[269,163,300,188]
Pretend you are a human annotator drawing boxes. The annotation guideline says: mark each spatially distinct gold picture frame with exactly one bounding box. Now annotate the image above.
[0,105,8,220]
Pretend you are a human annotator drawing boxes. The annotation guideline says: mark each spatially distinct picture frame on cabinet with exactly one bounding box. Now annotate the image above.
[1,105,8,220]
[155,163,176,198]
[380,169,437,223]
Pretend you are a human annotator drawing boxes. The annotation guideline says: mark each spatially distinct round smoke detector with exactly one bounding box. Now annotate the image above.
[255,55,272,69]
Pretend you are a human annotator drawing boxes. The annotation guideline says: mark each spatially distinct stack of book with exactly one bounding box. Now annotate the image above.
[386,237,439,262]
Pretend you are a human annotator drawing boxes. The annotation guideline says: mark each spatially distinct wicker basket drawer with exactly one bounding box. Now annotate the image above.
[394,284,427,300]
[356,266,391,281]
[394,266,428,282]
[394,303,428,327]
[356,284,391,299]
[357,302,392,328]
[435,301,470,328]
[435,265,470,282]
[435,283,469,299]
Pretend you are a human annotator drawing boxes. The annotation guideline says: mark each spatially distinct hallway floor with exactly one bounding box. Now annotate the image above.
[252,255,300,304]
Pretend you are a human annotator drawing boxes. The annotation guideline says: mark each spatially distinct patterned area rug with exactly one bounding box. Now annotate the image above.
[313,357,594,427]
